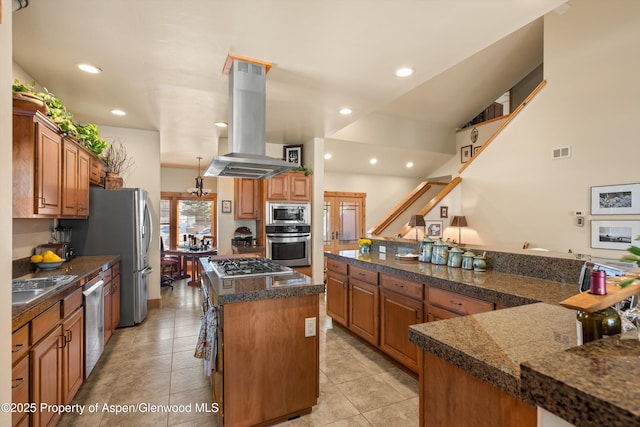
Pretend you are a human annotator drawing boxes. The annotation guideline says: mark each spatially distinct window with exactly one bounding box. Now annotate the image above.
[160,192,217,249]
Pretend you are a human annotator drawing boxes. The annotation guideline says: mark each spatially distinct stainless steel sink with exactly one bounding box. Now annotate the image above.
[12,275,78,305]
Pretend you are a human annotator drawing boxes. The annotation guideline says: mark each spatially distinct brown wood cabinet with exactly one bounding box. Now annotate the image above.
[348,265,379,346]
[325,259,348,327]
[213,294,319,426]
[13,110,62,218]
[103,264,121,342]
[62,307,84,405]
[379,273,424,372]
[234,178,260,219]
[427,287,494,321]
[111,271,121,331]
[264,171,311,201]
[12,325,30,427]
[62,138,90,217]
[31,324,64,427]
[89,154,104,186]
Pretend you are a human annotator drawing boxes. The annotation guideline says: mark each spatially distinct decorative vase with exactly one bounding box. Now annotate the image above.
[104,172,123,190]
[431,238,449,265]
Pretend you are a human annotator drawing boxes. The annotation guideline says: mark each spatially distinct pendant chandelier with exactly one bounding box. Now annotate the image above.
[188,157,211,197]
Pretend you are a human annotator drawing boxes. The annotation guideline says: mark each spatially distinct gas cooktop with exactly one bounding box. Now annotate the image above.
[208,257,294,278]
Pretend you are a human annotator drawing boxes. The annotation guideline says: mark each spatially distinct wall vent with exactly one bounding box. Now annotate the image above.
[552,146,571,159]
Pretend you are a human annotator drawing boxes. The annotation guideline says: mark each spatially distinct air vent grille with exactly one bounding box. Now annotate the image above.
[552,146,571,159]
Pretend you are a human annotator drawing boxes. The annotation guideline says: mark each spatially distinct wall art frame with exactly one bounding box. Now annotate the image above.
[221,200,232,214]
[590,219,640,250]
[440,206,448,218]
[591,183,640,215]
[425,220,443,238]
[284,145,303,166]
[460,145,472,163]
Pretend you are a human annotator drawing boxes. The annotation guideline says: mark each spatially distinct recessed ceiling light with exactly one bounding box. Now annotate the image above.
[370,158,377,165]
[339,107,352,115]
[215,121,228,128]
[77,63,102,74]
[111,109,126,116]
[406,162,414,168]
[395,67,415,78]
[324,153,332,160]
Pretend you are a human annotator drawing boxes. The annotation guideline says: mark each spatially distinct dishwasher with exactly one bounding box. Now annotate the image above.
[83,274,104,378]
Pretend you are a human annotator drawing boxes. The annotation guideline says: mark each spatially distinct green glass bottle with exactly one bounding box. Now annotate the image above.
[576,307,621,344]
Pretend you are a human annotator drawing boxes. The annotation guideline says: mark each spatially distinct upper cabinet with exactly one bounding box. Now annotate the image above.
[13,108,102,219]
[264,171,311,201]
[234,178,260,220]
[13,110,62,218]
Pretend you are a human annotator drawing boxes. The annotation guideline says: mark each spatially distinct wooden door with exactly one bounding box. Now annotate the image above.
[323,192,366,253]
[61,139,79,216]
[31,325,63,427]
[380,289,423,372]
[234,178,260,219]
[325,271,348,326]
[348,278,379,345]
[35,122,62,216]
[77,148,90,216]
[288,173,311,201]
[265,174,288,200]
[62,308,84,404]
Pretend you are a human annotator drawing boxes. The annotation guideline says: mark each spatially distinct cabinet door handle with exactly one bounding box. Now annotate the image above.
[66,329,73,342]
[415,309,421,320]
[12,378,24,389]
[59,334,67,349]
[38,196,46,208]
[12,344,23,353]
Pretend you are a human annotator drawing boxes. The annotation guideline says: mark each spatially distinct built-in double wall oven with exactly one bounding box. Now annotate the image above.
[265,202,311,267]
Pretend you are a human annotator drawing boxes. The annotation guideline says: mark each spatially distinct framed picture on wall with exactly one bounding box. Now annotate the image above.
[221,200,232,214]
[440,206,448,218]
[425,220,443,238]
[461,145,472,163]
[284,145,303,167]
[590,220,640,250]
[591,183,640,215]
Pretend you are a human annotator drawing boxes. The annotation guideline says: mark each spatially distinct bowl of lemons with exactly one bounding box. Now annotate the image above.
[31,251,64,270]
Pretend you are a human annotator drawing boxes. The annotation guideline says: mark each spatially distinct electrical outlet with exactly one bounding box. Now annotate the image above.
[305,317,316,337]
[379,246,386,253]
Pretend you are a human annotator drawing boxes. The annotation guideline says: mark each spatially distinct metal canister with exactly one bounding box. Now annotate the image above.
[590,270,607,295]
[431,238,449,265]
[419,236,434,262]
[461,251,475,270]
[447,245,464,268]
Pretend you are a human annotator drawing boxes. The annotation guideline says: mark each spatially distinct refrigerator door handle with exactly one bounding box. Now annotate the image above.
[141,266,153,276]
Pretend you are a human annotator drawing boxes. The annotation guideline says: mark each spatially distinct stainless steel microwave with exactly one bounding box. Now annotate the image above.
[266,202,310,226]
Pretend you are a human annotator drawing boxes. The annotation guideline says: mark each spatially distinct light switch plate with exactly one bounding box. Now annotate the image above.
[305,317,316,337]
[379,246,386,253]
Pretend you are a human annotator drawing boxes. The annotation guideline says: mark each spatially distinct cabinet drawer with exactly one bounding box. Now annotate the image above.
[428,287,494,316]
[428,304,460,321]
[12,325,29,364]
[12,355,29,427]
[63,287,83,317]
[349,265,378,285]
[31,302,61,344]
[326,259,347,275]
[380,273,423,300]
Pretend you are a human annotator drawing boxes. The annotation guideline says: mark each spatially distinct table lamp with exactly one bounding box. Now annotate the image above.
[450,216,468,245]
[408,214,426,241]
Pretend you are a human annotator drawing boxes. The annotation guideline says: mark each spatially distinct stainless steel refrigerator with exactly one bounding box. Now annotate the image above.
[69,187,153,326]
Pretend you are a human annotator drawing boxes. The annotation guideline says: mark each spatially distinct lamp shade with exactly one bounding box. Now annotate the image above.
[408,214,426,227]
[450,216,468,227]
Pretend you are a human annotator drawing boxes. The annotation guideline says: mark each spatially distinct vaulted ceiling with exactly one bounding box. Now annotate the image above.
[12,0,566,178]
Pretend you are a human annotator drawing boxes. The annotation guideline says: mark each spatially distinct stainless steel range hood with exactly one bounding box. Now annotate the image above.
[205,57,295,179]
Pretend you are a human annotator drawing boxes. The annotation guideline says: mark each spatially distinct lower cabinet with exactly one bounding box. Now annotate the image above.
[104,263,122,343]
[380,288,423,372]
[326,261,348,326]
[62,307,84,405]
[31,325,64,427]
[12,355,29,427]
[348,264,379,346]
[111,273,121,330]
[427,287,494,320]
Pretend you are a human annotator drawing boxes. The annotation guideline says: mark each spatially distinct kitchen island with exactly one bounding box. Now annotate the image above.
[199,257,324,427]
[327,247,640,426]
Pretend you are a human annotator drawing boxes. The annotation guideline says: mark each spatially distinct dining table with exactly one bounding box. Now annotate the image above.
[164,246,218,287]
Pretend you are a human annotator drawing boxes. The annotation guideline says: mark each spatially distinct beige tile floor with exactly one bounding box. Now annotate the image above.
[60,278,419,426]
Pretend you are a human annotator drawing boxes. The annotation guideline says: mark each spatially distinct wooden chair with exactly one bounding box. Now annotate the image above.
[160,239,179,289]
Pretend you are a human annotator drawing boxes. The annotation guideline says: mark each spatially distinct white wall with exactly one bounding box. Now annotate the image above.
[161,167,217,193]
[323,172,423,232]
[1,1,14,420]
[99,125,162,300]
[458,0,640,258]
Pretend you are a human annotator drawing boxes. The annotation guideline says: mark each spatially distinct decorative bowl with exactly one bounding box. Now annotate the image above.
[35,261,63,270]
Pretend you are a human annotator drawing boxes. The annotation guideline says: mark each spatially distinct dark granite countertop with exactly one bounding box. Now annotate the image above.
[326,250,579,307]
[12,255,120,331]
[409,303,578,401]
[521,337,640,426]
[200,258,324,305]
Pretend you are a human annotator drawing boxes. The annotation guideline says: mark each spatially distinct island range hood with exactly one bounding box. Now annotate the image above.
[205,56,295,179]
